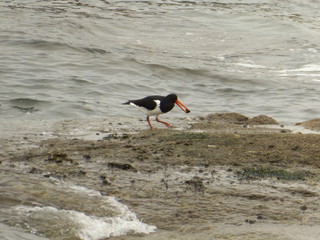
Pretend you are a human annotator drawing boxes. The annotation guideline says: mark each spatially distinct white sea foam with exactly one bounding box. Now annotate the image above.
[278,64,320,75]
[13,183,156,240]
[235,62,269,69]
[14,204,156,240]
[287,64,320,72]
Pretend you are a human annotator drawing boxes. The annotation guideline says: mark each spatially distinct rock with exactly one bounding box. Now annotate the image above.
[46,152,74,164]
[197,113,278,125]
[83,154,91,160]
[201,112,249,124]
[29,167,41,174]
[247,115,278,125]
[245,218,256,224]
[100,175,111,185]
[296,118,320,131]
[185,176,205,193]
[107,162,137,172]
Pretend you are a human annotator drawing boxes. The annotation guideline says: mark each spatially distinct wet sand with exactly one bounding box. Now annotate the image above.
[1,113,320,239]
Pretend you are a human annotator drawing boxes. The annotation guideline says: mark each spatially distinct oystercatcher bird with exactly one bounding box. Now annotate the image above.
[123,93,190,130]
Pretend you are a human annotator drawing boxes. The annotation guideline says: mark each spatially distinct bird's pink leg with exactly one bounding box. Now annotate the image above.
[156,117,173,128]
[146,116,153,130]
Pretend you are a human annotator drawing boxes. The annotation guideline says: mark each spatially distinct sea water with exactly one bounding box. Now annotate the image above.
[1,0,320,124]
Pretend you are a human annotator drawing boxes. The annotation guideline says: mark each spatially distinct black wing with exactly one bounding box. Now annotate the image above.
[123,95,164,111]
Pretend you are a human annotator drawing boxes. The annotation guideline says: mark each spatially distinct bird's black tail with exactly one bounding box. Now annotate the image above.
[122,101,130,105]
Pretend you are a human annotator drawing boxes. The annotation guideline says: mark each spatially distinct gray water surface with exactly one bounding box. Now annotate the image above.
[1,0,320,123]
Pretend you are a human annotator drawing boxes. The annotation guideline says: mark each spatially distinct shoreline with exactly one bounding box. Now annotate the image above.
[1,113,320,239]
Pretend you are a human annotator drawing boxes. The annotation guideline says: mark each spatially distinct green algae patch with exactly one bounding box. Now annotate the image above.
[237,167,312,181]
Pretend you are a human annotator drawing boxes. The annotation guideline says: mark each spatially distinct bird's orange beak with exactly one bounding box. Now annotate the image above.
[175,100,190,113]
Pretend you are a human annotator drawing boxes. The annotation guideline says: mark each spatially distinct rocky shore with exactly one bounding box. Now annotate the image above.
[1,113,320,239]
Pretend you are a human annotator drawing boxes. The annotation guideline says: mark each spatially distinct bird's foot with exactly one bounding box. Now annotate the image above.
[156,117,173,128]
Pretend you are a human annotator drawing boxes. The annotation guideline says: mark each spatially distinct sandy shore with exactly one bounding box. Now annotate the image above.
[1,113,320,239]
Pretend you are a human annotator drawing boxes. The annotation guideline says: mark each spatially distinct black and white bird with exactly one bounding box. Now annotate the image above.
[123,93,190,129]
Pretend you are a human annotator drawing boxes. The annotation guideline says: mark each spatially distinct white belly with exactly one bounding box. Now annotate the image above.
[130,100,163,116]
